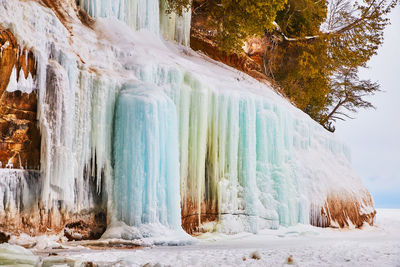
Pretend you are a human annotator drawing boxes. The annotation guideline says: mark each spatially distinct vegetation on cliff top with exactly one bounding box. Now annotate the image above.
[171,0,397,132]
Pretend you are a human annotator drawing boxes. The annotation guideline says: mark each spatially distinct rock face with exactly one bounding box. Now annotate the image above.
[190,2,286,97]
[190,16,270,85]
[0,29,40,170]
[0,168,107,237]
[311,192,376,228]
[0,25,107,237]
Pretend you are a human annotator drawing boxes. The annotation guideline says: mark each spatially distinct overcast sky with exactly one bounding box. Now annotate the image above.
[335,5,400,208]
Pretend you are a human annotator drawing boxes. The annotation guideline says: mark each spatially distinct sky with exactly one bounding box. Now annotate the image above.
[335,5,400,208]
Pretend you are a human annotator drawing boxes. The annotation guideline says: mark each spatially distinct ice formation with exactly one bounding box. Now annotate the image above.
[114,83,181,229]
[76,0,191,45]
[6,67,36,94]
[0,243,39,265]
[0,0,375,239]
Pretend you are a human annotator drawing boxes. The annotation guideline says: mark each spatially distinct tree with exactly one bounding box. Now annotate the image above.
[205,0,287,51]
[320,67,380,131]
[322,0,396,131]
[165,0,191,15]
[188,0,397,131]
[270,0,332,121]
[270,0,397,131]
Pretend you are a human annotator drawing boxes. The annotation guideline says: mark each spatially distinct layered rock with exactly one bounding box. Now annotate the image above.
[311,191,376,228]
[0,29,40,170]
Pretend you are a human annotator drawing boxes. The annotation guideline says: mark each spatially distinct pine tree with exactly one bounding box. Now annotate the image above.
[205,0,287,51]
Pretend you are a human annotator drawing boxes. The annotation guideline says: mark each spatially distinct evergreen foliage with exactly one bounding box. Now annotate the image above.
[165,0,191,15]
[264,0,396,131]
[205,0,287,51]
[170,0,397,131]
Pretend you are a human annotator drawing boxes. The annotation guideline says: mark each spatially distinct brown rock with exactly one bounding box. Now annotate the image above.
[286,255,295,265]
[181,198,218,234]
[310,190,376,228]
[64,213,107,241]
[0,231,10,243]
[250,251,261,260]
[0,29,40,170]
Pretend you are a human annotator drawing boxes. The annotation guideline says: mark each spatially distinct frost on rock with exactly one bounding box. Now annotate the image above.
[0,169,41,233]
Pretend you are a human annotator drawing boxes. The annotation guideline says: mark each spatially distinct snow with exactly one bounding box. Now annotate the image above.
[101,221,195,246]
[2,209,395,266]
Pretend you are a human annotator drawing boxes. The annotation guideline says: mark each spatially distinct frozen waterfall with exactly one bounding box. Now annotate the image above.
[0,0,374,239]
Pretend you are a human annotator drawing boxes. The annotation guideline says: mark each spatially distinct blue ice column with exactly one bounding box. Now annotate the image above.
[238,97,260,233]
[113,82,181,229]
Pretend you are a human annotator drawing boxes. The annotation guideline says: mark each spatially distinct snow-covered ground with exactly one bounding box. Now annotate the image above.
[2,209,398,266]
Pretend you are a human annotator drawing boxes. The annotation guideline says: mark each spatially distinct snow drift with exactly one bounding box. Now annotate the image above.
[0,0,375,239]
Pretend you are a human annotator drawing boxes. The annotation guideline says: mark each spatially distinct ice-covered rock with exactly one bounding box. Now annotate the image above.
[0,243,39,266]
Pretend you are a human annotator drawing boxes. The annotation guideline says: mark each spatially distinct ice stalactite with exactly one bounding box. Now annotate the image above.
[77,0,127,21]
[38,58,118,213]
[40,59,76,207]
[5,66,36,94]
[113,83,181,229]
[0,169,41,231]
[77,0,159,36]
[159,0,192,46]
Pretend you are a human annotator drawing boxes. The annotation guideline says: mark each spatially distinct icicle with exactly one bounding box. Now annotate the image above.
[159,0,192,45]
[6,156,14,169]
[77,0,189,45]
[5,67,18,92]
[114,82,180,228]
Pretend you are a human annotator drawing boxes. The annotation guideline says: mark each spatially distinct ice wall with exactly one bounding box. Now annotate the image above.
[118,64,311,233]
[0,0,373,238]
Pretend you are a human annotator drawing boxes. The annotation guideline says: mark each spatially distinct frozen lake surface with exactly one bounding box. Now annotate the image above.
[3,209,398,266]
